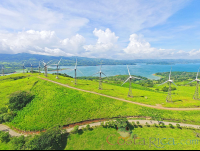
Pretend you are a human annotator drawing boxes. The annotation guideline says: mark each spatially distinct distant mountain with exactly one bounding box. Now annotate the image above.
[0,53,200,67]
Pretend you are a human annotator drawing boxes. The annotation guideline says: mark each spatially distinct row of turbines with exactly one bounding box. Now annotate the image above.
[1,60,200,102]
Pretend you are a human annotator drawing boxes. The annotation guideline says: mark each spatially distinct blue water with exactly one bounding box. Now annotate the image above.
[46,63,200,80]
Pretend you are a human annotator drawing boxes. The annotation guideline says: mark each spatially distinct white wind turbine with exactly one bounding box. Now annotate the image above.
[121,65,141,97]
[42,60,52,77]
[92,61,107,90]
[187,68,200,100]
[159,67,177,102]
[66,58,83,84]
[1,66,4,76]
[51,58,62,79]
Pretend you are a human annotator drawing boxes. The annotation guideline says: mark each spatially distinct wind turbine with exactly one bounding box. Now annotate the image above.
[42,60,52,77]
[121,65,141,97]
[51,58,62,79]
[22,62,26,73]
[159,68,177,102]
[66,58,83,85]
[38,61,41,75]
[187,68,200,100]
[1,66,4,76]
[92,61,107,90]
[30,63,33,74]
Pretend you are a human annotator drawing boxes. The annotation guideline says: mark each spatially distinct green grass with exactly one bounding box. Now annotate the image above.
[40,73,200,108]
[1,73,200,131]
[0,142,13,150]
[65,126,200,150]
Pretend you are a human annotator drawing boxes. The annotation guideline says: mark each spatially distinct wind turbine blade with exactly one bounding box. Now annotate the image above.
[187,79,196,85]
[159,80,168,86]
[102,72,107,77]
[172,82,178,87]
[127,65,131,76]
[121,77,130,86]
[47,60,52,65]
[132,76,141,80]
[169,67,172,80]
[196,68,200,79]
[58,58,62,65]
[91,72,99,76]
[75,58,77,69]
[77,69,84,75]
[100,61,102,71]
[66,68,74,70]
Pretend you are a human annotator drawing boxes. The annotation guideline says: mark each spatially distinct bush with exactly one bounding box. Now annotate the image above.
[8,91,34,112]
[136,121,140,125]
[100,122,104,127]
[10,135,26,150]
[169,123,174,128]
[72,125,79,134]
[86,124,90,130]
[0,131,10,143]
[176,124,181,129]
[24,126,63,150]
[0,107,8,114]
[153,123,158,127]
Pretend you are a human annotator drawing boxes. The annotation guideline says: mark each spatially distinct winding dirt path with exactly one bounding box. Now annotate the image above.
[1,119,200,137]
[39,77,200,111]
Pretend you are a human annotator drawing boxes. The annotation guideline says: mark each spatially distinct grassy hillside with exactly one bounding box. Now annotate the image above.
[1,73,200,131]
[43,73,200,108]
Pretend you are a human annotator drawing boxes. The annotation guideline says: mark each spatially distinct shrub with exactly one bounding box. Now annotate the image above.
[176,124,181,129]
[24,126,63,150]
[0,107,8,114]
[10,135,26,150]
[86,124,90,130]
[136,121,140,125]
[0,131,10,143]
[153,123,158,127]
[100,122,104,127]
[169,123,174,128]
[72,125,79,134]
[8,91,34,112]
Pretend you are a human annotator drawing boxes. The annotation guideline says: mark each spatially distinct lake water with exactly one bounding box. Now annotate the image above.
[45,63,200,80]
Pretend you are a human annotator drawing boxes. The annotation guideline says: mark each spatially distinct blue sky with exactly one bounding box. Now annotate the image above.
[0,0,200,59]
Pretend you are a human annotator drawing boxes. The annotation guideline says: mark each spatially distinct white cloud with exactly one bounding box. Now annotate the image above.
[122,34,200,59]
[0,30,86,56]
[83,28,120,58]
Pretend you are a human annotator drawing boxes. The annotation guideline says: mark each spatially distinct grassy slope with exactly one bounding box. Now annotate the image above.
[65,126,200,150]
[42,73,200,108]
[1,73,200,131]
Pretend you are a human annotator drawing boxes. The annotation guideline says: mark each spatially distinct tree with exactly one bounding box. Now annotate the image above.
[8,91,34,112]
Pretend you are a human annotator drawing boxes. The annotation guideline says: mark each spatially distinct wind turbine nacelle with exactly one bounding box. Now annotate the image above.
[168,80,173,83]
[196,79,200,82]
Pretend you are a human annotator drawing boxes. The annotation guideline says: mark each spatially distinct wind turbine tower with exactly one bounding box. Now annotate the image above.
[188,68,200,100]
[92,61,107,89]
[51,58,62,79]
[159,68,177,102]
[1,66,4,76]
[121,65,141,97]
[42,60,52,77]
[22,62,25,73]
[38,61,41,75]
[30,63,33,73]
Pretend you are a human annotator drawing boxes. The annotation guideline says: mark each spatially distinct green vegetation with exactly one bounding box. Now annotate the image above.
[1,73,200,131]
[65,125,200,150]
[0,126,67,150]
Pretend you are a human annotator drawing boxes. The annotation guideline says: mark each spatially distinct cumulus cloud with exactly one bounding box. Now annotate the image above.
[0,30,86,56]
[122,34,200,59]
[83,28,120,58]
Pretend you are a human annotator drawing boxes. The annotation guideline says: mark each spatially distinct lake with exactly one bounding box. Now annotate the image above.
[45,63,200,80]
